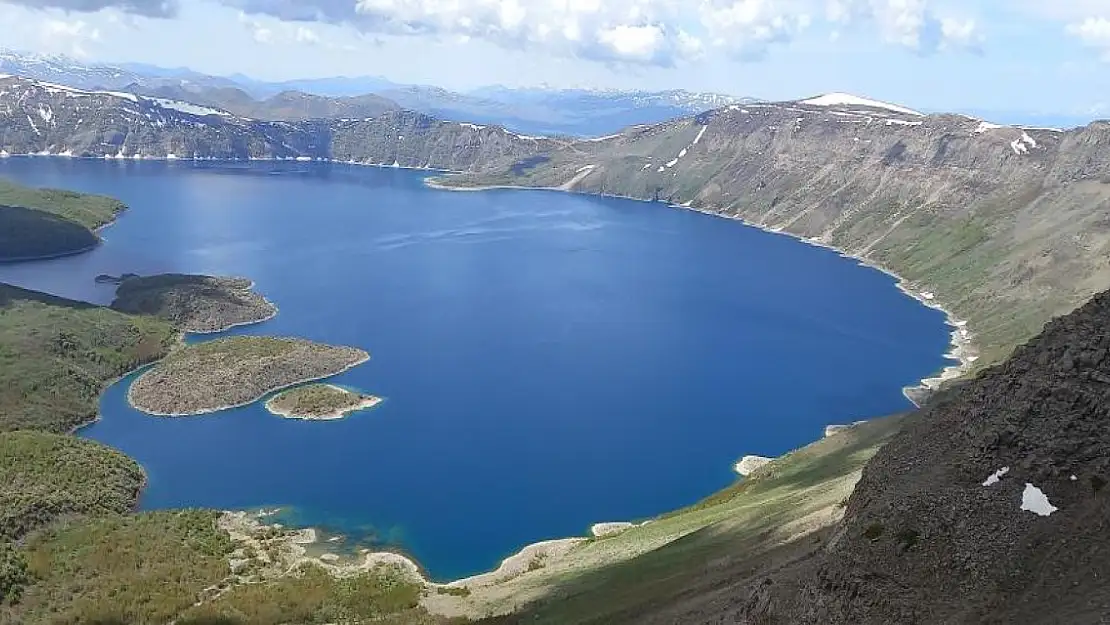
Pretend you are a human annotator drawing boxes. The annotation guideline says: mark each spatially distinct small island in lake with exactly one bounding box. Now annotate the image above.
[110,274,278,333]
[265,384,382,421]
[128,336,370,416]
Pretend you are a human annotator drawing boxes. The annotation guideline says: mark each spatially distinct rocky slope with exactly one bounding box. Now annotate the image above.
[0,76,559,171]
[725,287,1110,625]
[442,95,1110,367]
[110,274,277,334]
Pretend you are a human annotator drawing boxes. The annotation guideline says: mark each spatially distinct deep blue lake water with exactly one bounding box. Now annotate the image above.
[0,158,953,581]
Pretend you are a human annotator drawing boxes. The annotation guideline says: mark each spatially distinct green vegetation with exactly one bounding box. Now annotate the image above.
[0,283,177,433]
[0,178,124,230]
[447,417,906,623]
[0,205,100,261]
[111,274,277,334]
[179,565,433,625]
[129,336,369,416]
[0,178,125,262]
[266,383,381,420]
[0,431,144,542]
[3,510,233,624]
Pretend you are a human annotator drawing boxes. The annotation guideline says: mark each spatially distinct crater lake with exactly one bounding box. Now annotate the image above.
[0,158,953,581]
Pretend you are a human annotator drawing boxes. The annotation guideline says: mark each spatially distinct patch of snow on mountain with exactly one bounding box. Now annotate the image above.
[1010,139,1029,155]
[801,93,923,117]
[583,133,621,142]
[1020,483,1058,516]
[459,122,485,130]
[692,125,708,145]
[975,121,1004,133]
[151,98,229,117]
[982,467,1010,486]
[1020,131,1037,148]
[885,119,923,127]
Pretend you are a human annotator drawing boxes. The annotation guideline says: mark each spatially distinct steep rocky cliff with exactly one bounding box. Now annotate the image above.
[444,96,1110,367]
[0,76,558,171]
[733,287,1110,625]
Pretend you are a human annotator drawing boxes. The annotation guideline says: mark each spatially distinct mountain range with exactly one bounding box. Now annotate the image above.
[0,49,745,136]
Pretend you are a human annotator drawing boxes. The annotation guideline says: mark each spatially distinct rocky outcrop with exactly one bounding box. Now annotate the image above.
[109,274,276,334]
[737,289,1110,625]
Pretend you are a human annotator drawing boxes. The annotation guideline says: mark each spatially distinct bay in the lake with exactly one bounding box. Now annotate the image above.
[0,158,953,581]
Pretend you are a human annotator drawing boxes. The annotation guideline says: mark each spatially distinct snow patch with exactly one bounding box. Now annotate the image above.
[151,98,229,117]
[691,125,708,145]
[1020,131,1037,148]
[975,121,1004,133]
[1020,483,1058,517]
[800,93,923,117]
[1010,139,1029,155]
[582,133,621,142]
[641,163,652,170]
[575,164,595,173]
[885,119,923,127]
[459,122,485,131]
[982,467,1010,487]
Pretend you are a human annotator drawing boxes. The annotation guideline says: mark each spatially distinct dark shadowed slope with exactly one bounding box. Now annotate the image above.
[745,288,1110,625]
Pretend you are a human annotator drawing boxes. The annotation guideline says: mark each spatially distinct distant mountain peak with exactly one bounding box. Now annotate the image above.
[798,92,924,117]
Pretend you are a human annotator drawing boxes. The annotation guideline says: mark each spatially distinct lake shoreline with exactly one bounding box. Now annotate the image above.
[425,176,978,405]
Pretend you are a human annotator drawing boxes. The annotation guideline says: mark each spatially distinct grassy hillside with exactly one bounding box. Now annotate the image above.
[0,431,144,542]
[0,178,124,230]
[0,178,125,261]
[2,510,233,624]
[435,417,906,623]
[0,283,177,433]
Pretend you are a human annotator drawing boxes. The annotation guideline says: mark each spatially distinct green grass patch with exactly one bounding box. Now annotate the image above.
[4,510,232,624]
[0,283,177,433]
[0,178,124,230]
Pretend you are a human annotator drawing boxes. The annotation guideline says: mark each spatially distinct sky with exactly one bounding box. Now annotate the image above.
[2,0,1110,117]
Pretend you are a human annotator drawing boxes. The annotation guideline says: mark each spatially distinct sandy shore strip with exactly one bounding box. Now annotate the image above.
[425,175,979,401]
[264,384,383,421]
[126,352,371,417]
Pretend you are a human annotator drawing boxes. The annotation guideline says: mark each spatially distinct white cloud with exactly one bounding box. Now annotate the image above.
[295,25,319,44]
[221,0,984,66]
[826,0,982,54]
[41,18,102,57]
[1068,17,1110,60]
